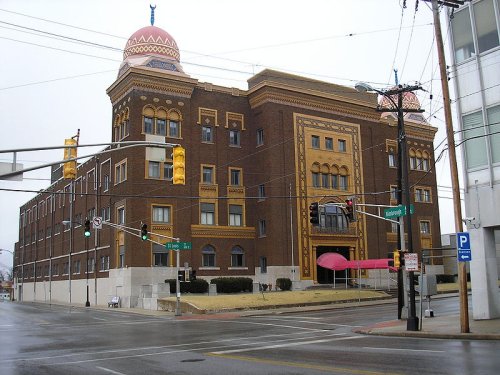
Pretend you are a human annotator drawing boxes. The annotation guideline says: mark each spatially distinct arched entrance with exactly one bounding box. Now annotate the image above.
[316,246,350,284]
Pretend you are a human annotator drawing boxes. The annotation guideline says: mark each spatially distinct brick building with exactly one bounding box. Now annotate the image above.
[13,18,441,307]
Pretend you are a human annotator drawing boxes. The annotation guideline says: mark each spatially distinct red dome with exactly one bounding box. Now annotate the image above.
[379,90,421,111]
[123,25,180,62]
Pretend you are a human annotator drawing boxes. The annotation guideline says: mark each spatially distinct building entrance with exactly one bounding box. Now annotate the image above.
[316,246,350,284]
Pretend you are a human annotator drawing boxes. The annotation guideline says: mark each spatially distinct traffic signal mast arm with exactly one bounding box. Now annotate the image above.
[102,220,180,247]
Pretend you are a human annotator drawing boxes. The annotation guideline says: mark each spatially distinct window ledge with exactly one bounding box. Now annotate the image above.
[199,267,220,271]
[228,267,248,270]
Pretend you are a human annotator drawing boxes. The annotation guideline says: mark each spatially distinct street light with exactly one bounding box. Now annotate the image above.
[356,81,422,331]
[62,220,91,307]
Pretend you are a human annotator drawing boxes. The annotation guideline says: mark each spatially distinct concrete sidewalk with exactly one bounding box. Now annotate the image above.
[354,313,500,340]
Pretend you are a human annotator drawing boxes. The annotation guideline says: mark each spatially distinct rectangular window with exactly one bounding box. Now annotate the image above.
[311,135,320,149]
[256,128,264,146]
[487,105,500,163]
[153,206,171,223]
[229,130,240,146]
[259,219,266,237]
[415,188,423,202]
[119,245,125,268]
[117,207,125,225]
[258,184,265,200]
[463,111,488,169]
[200,203,215,225]
[260,256,267,273]
[474,0,499,54]
[115,160,127,184]
[202,166,214,184]
[321,173,329,188]
[312,172,320,188]
[202,126,213,142]
[390,185,398,201]
[164,162,173,180]
[153,243,169,267]
[338,139,347,152]
[55,223,61,235]
[169,120,179,138]
[100,256,110,271]
[156,119,167,136]
[230,169,241,186]
[420,221,431,234]
[388,152,396,168]
[325,137,333,150]
[144,117,153,134]
[101,206,111,221]
[103,175,110,192]
[391,222,398,233]
[202,248,216,267]
[451,7,475,63]
[231,248,244,267]
[229,205,243,226]
[63,262,69,275]
[88,257,95,273]
[148,161,161,179]
[46,226,51,238]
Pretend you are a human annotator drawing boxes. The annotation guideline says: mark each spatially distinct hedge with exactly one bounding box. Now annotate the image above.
[276,278,292,291]
[164,279,209,294]
[210,277,253,293]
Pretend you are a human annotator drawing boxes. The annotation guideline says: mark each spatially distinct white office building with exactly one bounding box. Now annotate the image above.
[448,0,500,319]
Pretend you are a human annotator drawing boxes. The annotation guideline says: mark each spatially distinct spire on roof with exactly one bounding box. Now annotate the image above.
[150,4,156,26]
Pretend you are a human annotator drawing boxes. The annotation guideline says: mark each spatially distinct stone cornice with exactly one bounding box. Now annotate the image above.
[107,67,198,104]
[248,88,379,122]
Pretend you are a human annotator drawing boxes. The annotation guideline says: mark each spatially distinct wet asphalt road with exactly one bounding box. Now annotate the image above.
[0,298,499,375]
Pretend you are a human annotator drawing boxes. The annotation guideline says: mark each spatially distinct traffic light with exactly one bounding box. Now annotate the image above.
[63,138,77,179]
[84,220,91,238]
[309,202,319,226]
[344,197,357,222]
[172,146,185,185]
[177,270,185,282]
[393,250,401,268]
[141,223,148,241]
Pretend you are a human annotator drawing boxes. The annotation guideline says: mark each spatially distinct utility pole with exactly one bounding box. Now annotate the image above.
[425,0,469,333]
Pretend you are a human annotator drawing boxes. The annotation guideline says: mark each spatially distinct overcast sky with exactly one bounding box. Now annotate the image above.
[0,0,462,271]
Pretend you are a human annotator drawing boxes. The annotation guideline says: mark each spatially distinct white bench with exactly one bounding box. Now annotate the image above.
[108,296,120,308]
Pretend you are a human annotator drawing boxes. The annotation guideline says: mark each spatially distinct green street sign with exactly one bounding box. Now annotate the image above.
[165,241,192,250]
[384,204,414,219]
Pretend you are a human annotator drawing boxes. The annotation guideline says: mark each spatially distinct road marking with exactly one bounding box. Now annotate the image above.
[208,351,398,375]
[93,317,107,321]
[362,347,445,353]
[96,366,127,375]
[0,324,14,327]
[218,319,332,332]
[253,316,363,328]
[211,335,362,355]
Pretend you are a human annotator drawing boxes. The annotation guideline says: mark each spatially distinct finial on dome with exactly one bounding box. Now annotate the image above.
[150,4,156,26]
[394,69,399,85]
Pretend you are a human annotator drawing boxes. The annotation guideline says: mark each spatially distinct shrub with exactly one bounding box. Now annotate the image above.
[210,277,253,293]
[276,278,292,291]
[164,279,209,294]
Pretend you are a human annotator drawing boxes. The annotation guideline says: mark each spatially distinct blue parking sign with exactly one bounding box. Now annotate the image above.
[456,232,472,262]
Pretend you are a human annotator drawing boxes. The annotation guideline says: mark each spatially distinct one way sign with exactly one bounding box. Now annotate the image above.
[456,232,472,262]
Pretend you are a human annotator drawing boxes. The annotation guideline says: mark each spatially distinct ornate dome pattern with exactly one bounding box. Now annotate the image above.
[123,26,180,62]
[379,90,421,111]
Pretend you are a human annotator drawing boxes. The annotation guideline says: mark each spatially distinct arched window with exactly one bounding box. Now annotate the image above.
[321,164,330,188]
[168,110,182,138]
[409,148,417,170]
[231,246,245,267]
[422,151,430,171]
[202,245,216,267]
[321,204,349,232]
[156,108,167,136]
[143,106,155,134]
[331,165,339,189]
[311,163,320,188]
[339,166,349,191]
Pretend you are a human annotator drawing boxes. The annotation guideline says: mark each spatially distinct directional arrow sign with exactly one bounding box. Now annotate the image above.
[456,232,471,262]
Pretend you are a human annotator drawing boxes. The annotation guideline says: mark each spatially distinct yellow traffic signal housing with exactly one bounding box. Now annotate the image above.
[393,250,401,269]
[172,146,185,185]
[63,138,77,179]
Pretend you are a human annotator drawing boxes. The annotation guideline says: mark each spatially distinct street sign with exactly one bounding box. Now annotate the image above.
[166,241,192,250]
[92,216,102,229]
[456,232,472,262]
[383,204,415,219]
[404,253,419,271]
